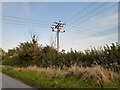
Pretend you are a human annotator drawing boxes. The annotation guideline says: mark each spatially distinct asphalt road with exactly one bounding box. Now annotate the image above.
[1,72,33,88]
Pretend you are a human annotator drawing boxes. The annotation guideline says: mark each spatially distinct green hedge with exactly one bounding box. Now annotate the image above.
[2,40,120,72]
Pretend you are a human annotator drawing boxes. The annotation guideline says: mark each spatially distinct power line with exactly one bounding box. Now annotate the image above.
[1,2,116,38]
[63,26,117,43]
[68,2,110,26]
[65,1,97,23]
[74,2,118,27]
[1,19,50,26]
[64,25,117,37]
[66,29,117,40]
[1,15,50,24]
[64,25,104,35]
[69,25,116,36]
[1,21,50,28]
[65,2,117,34]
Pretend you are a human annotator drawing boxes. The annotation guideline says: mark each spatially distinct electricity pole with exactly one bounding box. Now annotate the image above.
[51,21,66,52]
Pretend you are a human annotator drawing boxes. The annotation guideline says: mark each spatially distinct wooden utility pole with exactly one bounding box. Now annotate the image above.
[51,21,65,52]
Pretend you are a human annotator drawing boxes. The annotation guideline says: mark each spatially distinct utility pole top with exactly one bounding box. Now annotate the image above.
[51,21,66,52]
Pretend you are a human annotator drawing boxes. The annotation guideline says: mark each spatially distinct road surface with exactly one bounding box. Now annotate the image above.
[1,72,33,88]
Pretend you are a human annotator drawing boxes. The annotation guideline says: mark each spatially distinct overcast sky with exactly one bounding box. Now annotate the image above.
[1,1,119,52]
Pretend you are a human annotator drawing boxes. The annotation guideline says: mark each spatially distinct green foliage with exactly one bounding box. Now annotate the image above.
[2,67,118,88]
[2,67,86,88]
[2,35,58,67]
[2,35,120,72]
[2,49,19,66]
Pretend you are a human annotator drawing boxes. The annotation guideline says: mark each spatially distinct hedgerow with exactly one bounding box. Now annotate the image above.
[2,35,120,72]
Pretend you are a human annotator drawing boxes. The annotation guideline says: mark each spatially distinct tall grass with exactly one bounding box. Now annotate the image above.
[6,65,118,88]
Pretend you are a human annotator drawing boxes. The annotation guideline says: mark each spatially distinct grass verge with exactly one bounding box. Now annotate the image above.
[2,66,119,89]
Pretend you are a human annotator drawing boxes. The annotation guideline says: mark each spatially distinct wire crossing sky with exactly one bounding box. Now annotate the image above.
[1,2,118,52]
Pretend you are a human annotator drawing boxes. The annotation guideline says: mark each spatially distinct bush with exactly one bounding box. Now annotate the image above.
[2,37,120,72]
